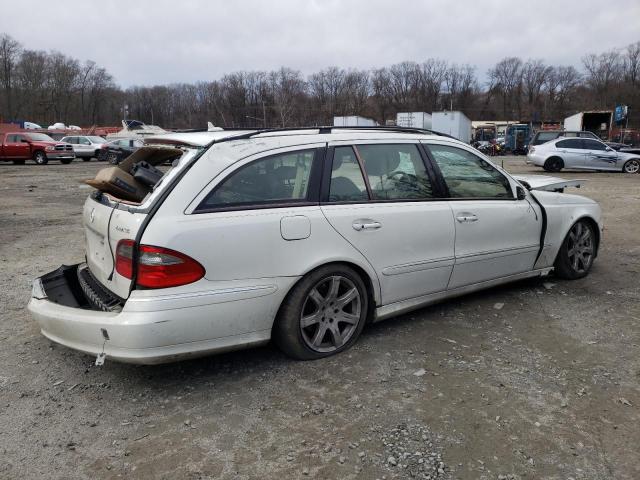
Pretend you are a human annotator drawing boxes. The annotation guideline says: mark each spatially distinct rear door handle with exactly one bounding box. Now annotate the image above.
[352,220,382,231]
[455,213,478,223]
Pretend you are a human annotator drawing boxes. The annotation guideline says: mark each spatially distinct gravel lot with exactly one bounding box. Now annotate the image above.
[1,157,639,479]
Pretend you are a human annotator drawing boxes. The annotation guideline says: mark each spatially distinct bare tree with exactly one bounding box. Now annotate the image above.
[488,57,523,118]
[522,59,551,120]
[0,34,22,119]
[582,50,623,107]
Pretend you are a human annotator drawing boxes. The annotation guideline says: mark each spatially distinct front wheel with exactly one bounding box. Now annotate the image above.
[33,151,48,165]
[107,152,119,165]
[273,265,369,360]
[554,220,596,279]
[623,159,640,174]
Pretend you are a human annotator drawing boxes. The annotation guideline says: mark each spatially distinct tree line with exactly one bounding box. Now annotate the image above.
[0,33,638,130]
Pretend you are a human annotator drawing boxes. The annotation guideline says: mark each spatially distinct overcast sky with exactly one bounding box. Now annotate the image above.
[2,0,639,87]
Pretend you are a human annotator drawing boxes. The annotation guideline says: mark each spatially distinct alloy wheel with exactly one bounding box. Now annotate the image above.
[300,275,362,353]
[624,159,640,174]
[566,222,594,274]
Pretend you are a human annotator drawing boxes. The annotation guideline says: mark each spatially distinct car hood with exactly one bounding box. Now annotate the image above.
[512,174,586,192]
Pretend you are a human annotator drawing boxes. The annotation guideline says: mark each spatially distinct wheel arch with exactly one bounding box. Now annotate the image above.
[273,260,380,332]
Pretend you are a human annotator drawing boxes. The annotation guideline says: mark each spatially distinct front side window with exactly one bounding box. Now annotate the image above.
[427,144,512,198]
[198,149,316,210]
[582,139,606,151]
[556,139,582,149]
[357,144,433,200]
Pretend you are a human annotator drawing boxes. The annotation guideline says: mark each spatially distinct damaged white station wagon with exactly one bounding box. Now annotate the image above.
[28,127,603,364]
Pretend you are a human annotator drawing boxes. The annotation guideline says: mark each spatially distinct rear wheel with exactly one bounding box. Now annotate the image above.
[554,220,596,279]
[33,151,48,165]
[274,265,369,360]
[543,157,563,172]
[12,159,25,165]
[623,159,640,174]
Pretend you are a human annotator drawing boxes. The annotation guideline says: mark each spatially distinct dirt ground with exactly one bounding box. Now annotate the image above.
[0,156,639,480]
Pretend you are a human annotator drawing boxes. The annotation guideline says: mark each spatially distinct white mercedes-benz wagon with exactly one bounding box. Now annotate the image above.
[28,127,603,364]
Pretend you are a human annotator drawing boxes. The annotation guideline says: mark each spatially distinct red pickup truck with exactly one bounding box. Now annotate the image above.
[0,132,75,165]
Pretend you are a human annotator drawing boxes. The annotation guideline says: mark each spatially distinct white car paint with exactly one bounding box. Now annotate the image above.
[28,129,603,364]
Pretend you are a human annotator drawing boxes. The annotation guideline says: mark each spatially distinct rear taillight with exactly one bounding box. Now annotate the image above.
[115,239,135,279]
[137,245,205,288]
[115,241,205,288]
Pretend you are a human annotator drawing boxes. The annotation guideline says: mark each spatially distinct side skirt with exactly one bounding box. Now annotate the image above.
[373,268,553,322]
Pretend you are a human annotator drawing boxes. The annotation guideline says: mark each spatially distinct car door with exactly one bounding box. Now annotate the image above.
[320,141,455,305]
[423,142,542,290]
[555,138,586,168]
[580,139,619,170]
[4,134,25,158]
[77,137,92,156]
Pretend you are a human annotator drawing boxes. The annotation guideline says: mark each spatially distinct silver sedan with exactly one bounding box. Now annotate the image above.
[527,136,640,173]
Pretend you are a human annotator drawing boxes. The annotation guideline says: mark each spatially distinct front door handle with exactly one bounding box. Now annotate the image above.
[456,213,478,223]
[352,220,382,231]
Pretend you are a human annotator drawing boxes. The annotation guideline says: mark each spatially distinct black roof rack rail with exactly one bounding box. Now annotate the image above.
[206,125,455,147]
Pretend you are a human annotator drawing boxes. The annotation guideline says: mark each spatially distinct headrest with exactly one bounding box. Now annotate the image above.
[363,148,400,176]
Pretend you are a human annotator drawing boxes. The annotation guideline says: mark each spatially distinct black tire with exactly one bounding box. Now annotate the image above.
[622,158,640,174]
[554,220,596,280]
[12,159,25,165]
[543,157,563,172]
[107,152,119,165]
[60,158,73,165]
[273,264,369,360]
[33,151,48,165]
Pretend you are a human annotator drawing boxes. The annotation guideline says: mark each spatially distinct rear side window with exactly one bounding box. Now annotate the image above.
[198,149,317,210]
[427,144,512,199]
[556,139,582,149]
[357,144,433,200]
[536,132,558,143]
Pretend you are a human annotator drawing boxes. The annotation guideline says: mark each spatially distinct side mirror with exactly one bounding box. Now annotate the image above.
[516,186,527,200]
[605,146,613,152]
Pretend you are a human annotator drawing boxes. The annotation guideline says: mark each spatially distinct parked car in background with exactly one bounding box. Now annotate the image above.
[105,138,144,164]
[29,127,602,364]
[529,130,627,151]
[60,135,109,161]
[0,132,74,165]
[527,137,640,173]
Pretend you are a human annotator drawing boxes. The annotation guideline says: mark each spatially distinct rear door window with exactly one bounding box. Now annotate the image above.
[556,139,583,149]
[426,144,512,198]
[197,149,318,210]
[357,144,433,200]
[329,147,368,202]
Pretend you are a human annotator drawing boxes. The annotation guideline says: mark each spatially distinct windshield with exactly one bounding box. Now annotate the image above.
[88,136,105,143]
[25,133,55,142]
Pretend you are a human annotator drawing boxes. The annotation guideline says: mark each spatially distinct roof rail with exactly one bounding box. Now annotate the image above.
[206,125,455,146]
